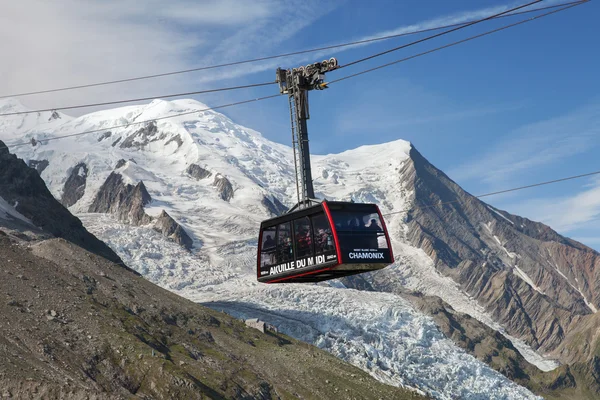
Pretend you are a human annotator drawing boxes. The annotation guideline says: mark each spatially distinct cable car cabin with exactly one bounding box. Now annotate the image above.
[257,201,394,283]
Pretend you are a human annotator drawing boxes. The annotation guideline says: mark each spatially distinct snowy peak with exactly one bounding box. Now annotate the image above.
[322,138,411,161]
[0,98,419,253]
[0,98,29,113]
[0,98,72,139]
[0,99,299,252]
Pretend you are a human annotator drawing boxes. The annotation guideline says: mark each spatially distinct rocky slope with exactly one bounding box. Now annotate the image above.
[0,141,121,264]
[336,146,600,397]
[0,236,423,400]
[340,145,599,355]
[404,293,589,399]
[399,146,598,355]
[88,168,193,249]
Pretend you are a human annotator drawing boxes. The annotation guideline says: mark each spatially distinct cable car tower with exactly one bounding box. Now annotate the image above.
[276,58,338,211]
[255,58,394,284]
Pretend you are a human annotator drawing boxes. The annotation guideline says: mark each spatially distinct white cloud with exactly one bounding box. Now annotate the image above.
[0,0,337,114]
[1,0,562,118]
[498,179,600,233]
[123,0,279,26]
[448,103,600,186]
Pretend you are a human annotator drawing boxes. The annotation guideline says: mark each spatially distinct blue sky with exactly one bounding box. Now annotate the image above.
[225,0,600,250]
[2,0,599,249]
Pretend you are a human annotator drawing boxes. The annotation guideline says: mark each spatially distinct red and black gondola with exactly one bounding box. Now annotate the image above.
[257,201,394,283]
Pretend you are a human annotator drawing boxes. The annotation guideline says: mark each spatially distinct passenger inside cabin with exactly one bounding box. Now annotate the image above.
[366,218,381,230]
[296,227,312,257]
[278,237,292,262]
[347,217,361,230]
[260,230,278,266]
[263,234,276,249]
[315,228,333,252]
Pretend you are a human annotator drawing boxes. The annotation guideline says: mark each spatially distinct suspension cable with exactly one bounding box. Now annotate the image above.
[0,94,282,151]
[0,82,276,117]
[383,170,600,217]
[0,1,582,99]
[328,1,587,86]
[338,0,544,70]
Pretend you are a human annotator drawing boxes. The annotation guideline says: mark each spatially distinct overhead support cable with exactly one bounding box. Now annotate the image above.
[337,0,544,70]
[0,94,282,151]
[383,170,600,217]
[0,1,588,160]
[0,1,583,99]
[328,1,587,86]
[0,81,277,117]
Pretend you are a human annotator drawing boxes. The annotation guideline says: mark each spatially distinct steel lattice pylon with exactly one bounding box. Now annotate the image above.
[276,58,338,211]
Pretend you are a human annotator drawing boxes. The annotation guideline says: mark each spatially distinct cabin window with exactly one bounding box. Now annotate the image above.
[293,217,313,259]
[260,226,277,267]
[311,213,334,255]
[331,211,383,232]
[330,210,388,250]
[276,222,293,264]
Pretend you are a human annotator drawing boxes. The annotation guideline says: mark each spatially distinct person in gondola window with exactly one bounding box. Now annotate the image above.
[297,227,311,257]
[263,234,276,249]
[366,218,380,230]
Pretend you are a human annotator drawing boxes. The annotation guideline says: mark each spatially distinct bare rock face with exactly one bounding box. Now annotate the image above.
[261,195,287,216]
[186,163,212,180]
[28,159,49,175]
[115,158,127,169]
[213,174,234,202]
[153,210,193,250]
[118,121,183,151]
[339,143,600,394]
[407,292,600,398]
[89,172,152,226]
[0,141,122,264]
[120,121,160,150]
[61,163,88,207]
[396,146,597,355]
[89,173,195,251]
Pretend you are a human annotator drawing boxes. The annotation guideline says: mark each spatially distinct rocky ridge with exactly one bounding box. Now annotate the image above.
[61,163,88,207]
[89,170,192,250]
[0,140,121,264]
[397,147,598,355]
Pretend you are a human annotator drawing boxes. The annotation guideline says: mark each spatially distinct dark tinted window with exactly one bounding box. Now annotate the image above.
[311,213,334,255]
[330,209,388,251]
[294,217,313,258]
[260,226,277,267]
[276,222,293,263]
[331,211,384,233]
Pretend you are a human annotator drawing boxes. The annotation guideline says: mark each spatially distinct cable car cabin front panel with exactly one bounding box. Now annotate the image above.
[257,201,394,283]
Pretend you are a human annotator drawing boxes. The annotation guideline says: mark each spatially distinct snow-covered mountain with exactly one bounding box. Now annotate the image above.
[2,97,591,398]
